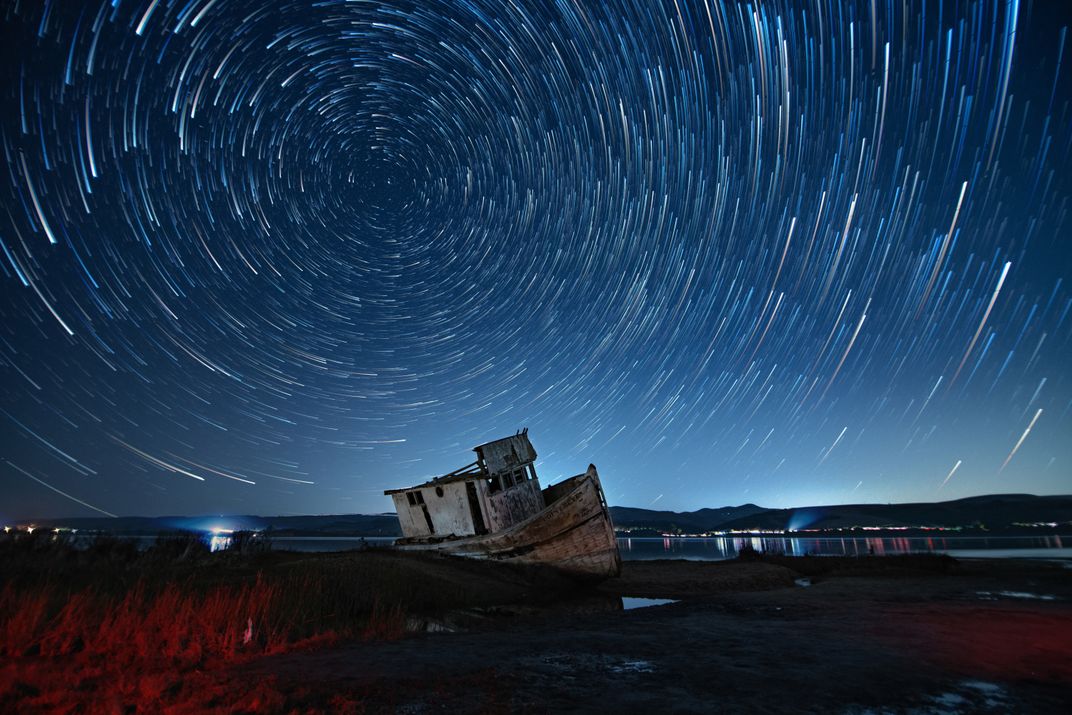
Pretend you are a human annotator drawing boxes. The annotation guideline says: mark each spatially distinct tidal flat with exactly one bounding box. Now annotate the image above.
[1,532,1069,713]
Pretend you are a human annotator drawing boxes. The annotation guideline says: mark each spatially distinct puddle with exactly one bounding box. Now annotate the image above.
[845,681,1010,715]
[795,577,812,587]
[961,680,1005,695]
[932,691,968,709]
[928,680,1009,713]
[621,597,677,610]
[417,595,677,630]
[608,659,655,673]
[975,590,1056,601]
[535,653,657,677]
[406,616,463,633]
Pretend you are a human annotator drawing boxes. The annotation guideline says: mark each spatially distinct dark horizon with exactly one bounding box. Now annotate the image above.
[10,490,1072,525]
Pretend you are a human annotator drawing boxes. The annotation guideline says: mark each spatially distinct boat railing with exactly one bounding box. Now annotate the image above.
[432,461,483,482]
[542,472,587,505]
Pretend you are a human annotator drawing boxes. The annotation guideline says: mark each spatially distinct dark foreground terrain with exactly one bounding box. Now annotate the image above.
[237,556,1072,714]
[1,533,1069,713]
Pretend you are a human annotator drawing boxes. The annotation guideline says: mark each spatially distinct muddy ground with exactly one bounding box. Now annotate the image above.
[235,556,1072,714]
[3,547,1069,713]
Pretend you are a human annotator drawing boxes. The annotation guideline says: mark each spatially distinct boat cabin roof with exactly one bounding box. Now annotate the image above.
[384,430,536,495]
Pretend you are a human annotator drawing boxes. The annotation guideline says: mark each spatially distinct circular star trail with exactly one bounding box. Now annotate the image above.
[1,0,1070,517]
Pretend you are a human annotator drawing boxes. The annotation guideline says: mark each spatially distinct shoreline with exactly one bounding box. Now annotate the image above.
[236,556,1072,713]
[2,544,1070,713]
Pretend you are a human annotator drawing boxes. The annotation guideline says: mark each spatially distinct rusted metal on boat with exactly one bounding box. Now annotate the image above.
[384,430,621,580]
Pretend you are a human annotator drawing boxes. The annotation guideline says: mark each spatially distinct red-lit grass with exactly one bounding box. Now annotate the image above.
[0,586,50,652]
[0,538,578,712]
[0,572,409,666]
[0,573,422,712]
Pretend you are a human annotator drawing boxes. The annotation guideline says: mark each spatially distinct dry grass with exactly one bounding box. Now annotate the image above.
[0,530,576,712]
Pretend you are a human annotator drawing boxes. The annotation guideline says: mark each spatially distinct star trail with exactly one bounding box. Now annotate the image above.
[1,0,1069,518]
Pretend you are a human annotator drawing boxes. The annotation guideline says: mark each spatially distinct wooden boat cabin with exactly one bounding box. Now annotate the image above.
[384,430,620,579]
[385,430,547,540]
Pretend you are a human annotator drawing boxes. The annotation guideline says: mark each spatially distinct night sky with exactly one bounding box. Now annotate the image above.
[1,0,1069,520]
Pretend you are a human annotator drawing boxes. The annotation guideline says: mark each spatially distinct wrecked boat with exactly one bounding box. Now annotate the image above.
[385,430,621,579]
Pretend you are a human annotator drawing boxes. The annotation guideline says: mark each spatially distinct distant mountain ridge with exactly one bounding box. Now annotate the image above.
[13,513,402,537]
[12,494,1072,536]
[607,503,768,533]
[611,494,1072,534]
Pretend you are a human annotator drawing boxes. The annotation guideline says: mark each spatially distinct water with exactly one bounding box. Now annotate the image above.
[621,597,677,609]
[63,532,1071,560]
[615,535,1070,561]
[59,533,397,553]
[263,534,1070,560]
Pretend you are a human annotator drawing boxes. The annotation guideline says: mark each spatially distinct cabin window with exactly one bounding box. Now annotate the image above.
[435,486,444,497]
[489,468,528,493]
[406,492,416,506]
[527,464,537,481]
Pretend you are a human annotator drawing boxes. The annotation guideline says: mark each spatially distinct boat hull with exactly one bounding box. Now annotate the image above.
[395,465,621,579]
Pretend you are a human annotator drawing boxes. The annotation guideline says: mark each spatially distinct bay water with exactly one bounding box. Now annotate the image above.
[249,534,1070,560]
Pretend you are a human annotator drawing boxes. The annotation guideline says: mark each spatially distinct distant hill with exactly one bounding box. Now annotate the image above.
[611,494,1072,534]
[608,504,767,533]
[18,513,403,537]
[15,494,1072,537]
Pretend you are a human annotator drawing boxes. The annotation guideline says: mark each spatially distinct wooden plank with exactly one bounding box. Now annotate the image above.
[397,466,621,579]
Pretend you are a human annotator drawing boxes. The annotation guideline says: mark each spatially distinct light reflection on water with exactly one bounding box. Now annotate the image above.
[53,533,1071,560]
[615,535,1070,561]
[66,534,396,552]
[206,535,396,552]
[621,597,677,609]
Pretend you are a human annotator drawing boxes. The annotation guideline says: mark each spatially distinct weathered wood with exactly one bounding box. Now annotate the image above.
[439,461,481,479]
[475,430,537,474]
[383,461,481,495]
[386,432,620,580]
[395,465,621,580]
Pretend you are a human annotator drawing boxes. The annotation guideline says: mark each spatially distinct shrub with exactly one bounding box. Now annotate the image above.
[228,529,271,555]
[84,534,140,564]
[146,531,210,562]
